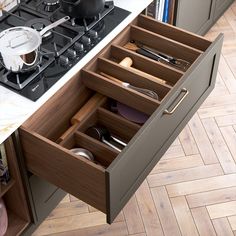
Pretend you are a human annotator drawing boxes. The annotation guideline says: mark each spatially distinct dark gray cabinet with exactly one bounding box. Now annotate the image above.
[175,0,234,35]
[175,0,215,35]
[214,0,233,20]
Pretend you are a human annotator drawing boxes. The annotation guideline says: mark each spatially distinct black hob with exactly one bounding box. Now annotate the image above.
[0,1,130,101]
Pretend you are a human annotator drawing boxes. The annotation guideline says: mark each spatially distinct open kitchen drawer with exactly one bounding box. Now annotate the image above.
[19,15,223,223]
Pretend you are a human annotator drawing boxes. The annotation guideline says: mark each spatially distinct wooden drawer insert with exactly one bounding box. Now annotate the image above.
[19,15,223,223]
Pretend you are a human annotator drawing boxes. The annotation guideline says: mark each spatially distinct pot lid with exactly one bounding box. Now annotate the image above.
[0,26,41,55]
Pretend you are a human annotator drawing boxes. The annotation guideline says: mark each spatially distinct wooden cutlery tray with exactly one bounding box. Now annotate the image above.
[19,15,223,223]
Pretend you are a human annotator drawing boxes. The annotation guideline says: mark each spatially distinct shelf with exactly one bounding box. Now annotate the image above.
[0,179,15,198]
[5,210,29,236]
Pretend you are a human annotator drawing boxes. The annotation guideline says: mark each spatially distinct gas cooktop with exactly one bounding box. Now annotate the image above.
[0,0,130,101]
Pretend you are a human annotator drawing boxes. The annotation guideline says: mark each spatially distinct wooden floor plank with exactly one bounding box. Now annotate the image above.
[170,196,199,236]
[220,126,236,163]
[60,195,71,203]
[186,187,236,208]
[201,94,236,108]
[218,55,236,94]
[198,103,236,119]
[130,234,147,236]
[162,145,185,160]
[151,187,181,236]
[212,218,234,236]
[191,207,216,236]
[33,211,107,235]
[135,180,164,236]
[224,7,236,37]
[151,154,204,174]
[228,216,236,231]
[166,173,236,197]
[207,201,236,219]
[122,196,145,235]
[216,114,236,127]
[45,222,128,236]
[225,56,236,83]
[188,114,218,164]
[202,118,236,174]
[234,125,236,132]
[172,138,181,146]
[178,125,199,155]
[147,164,223,187]
[47,201,89,220]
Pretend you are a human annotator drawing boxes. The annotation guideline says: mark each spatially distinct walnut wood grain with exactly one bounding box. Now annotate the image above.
[19,127,107,213]
[110,45,182,85]
[81,69,159,115]
[137,14,211,51]
[74,132,117,167]
[71,93,107,125]
[97,57,171,100]
[130,25,201,63]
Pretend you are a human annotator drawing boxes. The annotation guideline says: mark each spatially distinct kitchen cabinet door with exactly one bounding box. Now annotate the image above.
[214,0,234,20]
[175,0,215,35]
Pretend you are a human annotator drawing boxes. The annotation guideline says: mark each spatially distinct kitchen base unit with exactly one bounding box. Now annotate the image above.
[18,14,223,227]
[174,0,234,35]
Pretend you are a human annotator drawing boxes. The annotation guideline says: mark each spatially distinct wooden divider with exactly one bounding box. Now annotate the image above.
[110,45,183,85]
[81,69,159,115]
[97,58,171,101]
[137,14,211,51]
[130,25,202,62]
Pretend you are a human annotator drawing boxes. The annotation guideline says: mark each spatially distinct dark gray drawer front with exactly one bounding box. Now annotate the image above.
[106,34,224,223]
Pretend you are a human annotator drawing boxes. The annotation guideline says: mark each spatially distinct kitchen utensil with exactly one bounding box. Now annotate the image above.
[124,41,191,71]
[110,100,149,124]
[0,16,70,72]
[119,56,171,86]
[70,148,94,161]
[57,93,106,143]
[71,93,106,124]
[85,126,126,152]
[101,71,159,100]
[60,0,105,18]
[0,198,8,236]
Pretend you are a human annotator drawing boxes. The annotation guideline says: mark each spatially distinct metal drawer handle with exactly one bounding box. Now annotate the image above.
[164,88,189,115]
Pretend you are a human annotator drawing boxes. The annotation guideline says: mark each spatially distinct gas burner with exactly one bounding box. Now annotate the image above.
[0,0,130,101]
[52,0,115,31]
[71,15,101,29]
[43,0,60,12]
[25,18,52,38]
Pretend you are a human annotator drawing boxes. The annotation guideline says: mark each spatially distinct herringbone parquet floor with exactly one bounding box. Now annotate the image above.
[33,2,236,235]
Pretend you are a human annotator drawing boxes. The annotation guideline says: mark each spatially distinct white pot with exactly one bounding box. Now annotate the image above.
[0,16,70,72]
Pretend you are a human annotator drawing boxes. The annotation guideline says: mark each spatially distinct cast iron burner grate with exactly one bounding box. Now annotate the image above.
[0,55,54,90]
[51,1,115,31]
[0,0,130,100]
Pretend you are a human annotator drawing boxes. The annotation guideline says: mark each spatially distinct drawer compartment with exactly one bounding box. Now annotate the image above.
[19,14,223,223]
